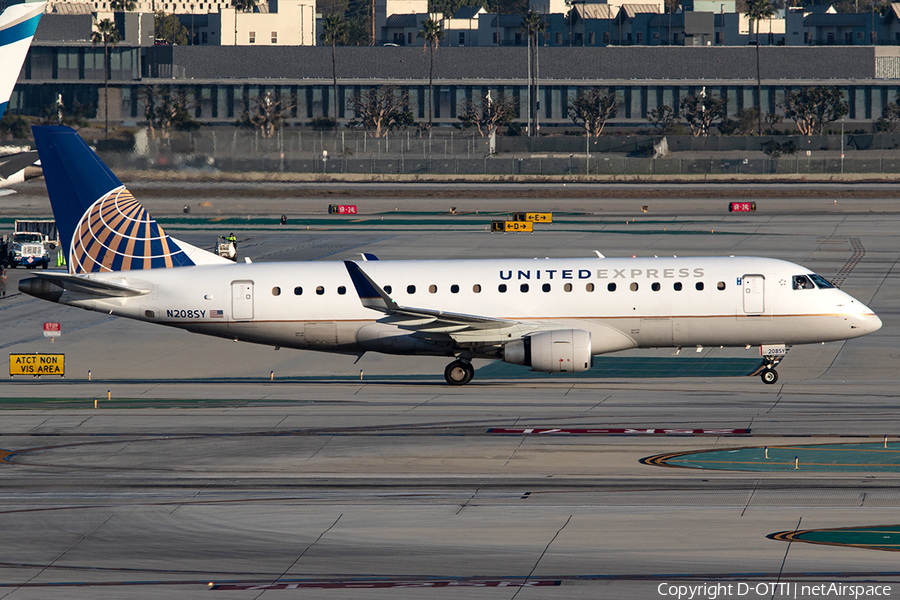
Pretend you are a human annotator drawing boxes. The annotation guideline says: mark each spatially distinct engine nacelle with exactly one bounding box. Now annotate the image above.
[503,329,592,373]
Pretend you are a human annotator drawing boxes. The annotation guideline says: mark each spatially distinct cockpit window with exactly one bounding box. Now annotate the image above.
[808,273,835,289]
[792,275,816,290]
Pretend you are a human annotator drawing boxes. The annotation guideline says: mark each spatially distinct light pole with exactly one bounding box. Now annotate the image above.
[840,118,844,174]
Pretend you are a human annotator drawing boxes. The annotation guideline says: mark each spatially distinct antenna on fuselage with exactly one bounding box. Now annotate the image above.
[594,251,605,259]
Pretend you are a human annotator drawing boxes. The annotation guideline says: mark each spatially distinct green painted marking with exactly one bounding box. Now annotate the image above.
[770,525,900,552]
[477,357,762,379]
[664,443,900,472]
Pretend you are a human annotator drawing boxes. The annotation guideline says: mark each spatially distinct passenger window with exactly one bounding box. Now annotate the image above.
[564,283,573,292]
[674,282,682,291]
[520,283,529,292]
[793,275,815,290]
[338,286,346,295]
[542,283,551,292]
[608,283,616,292]
[451,284,459,294]
[384,285,392,294]
[695,282,704,291]
[407,285,416,294]
[498,284,507,293]
[272,287,281,296]
[630,282,639,292]
[473,284,481,293]
[585,283,594,292]
[316,286,324,295]
[651,282,660,292]
[293,286,302,295]
[717,281,726,290]
[429,284,437,293]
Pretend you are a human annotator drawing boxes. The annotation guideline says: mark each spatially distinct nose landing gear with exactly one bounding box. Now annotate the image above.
[444,360,475,386]
[758,353,784,385]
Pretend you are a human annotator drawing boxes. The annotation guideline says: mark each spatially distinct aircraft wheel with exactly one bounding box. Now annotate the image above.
[760,369,778,385]
[445,360,474,386]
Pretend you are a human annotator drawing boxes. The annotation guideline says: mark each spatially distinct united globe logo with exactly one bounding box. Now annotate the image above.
[69,186,193,274]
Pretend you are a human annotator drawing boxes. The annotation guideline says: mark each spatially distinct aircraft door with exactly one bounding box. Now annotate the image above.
[742,275,765,314]
[231,281,254,320]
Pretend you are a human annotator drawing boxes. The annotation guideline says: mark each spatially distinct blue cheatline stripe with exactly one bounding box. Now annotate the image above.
[0,101,7,121]
[0,14,42,47]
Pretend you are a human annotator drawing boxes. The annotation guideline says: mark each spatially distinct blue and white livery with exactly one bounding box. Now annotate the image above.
[0,2,44,120]
[20,126,882,386]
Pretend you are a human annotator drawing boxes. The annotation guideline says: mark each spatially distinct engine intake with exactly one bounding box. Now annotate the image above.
[503,329,592,373]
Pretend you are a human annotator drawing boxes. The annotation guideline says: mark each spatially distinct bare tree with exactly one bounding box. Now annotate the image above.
[779,86,848,136]
[241,91,295,138]
[141,86,198,139]
[679,92,725,137]
[346,86,414,137]
[567,88,617,137]
[458,92,516,137]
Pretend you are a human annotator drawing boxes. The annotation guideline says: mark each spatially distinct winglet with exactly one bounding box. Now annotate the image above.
[0,3,44,121]
[343,260,396,313]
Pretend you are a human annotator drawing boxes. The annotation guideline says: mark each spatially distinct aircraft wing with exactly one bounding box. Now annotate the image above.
[343,260,516,332]
[0,151,39,181]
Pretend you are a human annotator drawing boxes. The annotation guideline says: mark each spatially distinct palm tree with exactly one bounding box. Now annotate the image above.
[418,18,444,129]
[92,19,121,139]
[522,10,545,136]
[232,0,257,45]
[110,0,136,10]
[746,0,774,135]
[321,15,347,130]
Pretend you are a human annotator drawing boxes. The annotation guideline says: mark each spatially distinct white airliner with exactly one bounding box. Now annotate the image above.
[21,126,882,385]
[0,2,44,189]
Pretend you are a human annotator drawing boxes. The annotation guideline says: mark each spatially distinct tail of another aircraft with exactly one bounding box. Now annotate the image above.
[0,3,44,121]
[33,126,227,274]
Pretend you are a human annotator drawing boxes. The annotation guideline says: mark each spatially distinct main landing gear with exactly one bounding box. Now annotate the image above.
[444,360,475,386]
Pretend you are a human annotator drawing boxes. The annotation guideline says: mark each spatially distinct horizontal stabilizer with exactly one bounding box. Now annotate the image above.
[20,272,150,300]
[0,150,38,181]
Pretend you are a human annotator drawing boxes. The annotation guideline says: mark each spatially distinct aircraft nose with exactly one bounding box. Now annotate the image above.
[867,312,883,333]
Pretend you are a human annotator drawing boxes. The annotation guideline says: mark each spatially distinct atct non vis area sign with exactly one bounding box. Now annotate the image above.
[9,354,65,377]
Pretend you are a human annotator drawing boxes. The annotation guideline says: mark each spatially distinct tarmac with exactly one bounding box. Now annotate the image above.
[0,183,899,598]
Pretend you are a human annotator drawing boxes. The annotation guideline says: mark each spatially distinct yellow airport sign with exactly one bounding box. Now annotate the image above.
[491,220,533,233]
[9,354,65,376]
[512,212,552,223]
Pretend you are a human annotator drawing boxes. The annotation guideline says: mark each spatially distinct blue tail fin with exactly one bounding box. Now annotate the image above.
[33,126,197,274]
[0,3,44,120]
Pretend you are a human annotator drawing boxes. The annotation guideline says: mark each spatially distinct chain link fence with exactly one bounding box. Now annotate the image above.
[96,129,900,176]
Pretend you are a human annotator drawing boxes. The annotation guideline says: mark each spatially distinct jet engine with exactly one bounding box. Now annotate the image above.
[503,329,592,373]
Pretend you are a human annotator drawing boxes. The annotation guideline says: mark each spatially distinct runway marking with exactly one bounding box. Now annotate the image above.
[769,524,900,553]
[490,428,750,435]
[212,579,561,590]
[642,442,900,471]
[3,571,900,589]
